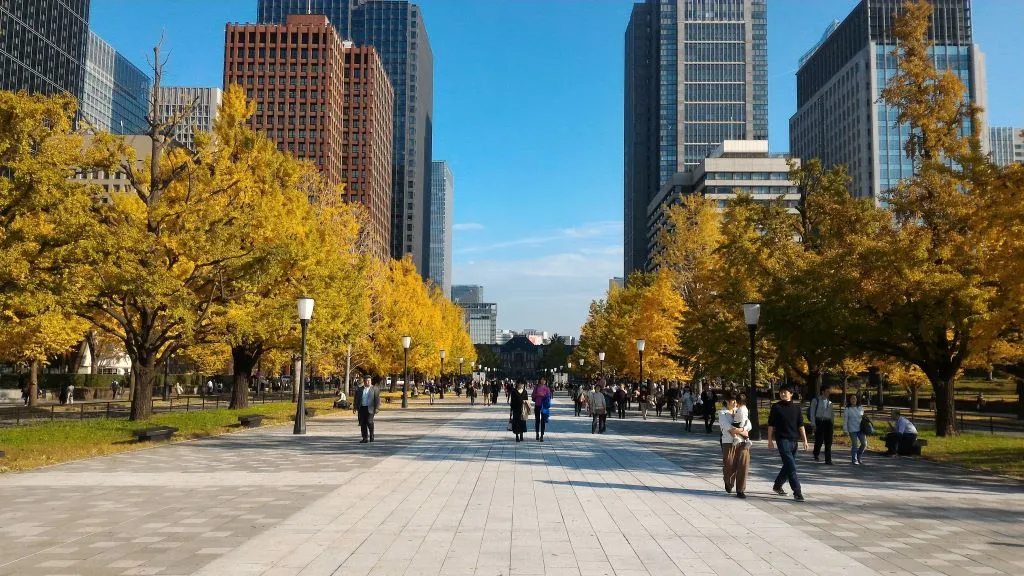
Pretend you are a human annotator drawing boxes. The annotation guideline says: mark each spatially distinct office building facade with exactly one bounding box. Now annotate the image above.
[224,14,393,259]
[451,285,482,305]
[790,0,987,203]
[625,0,768,276]
[0,0,90,97]
[81,31,151,134]
[428,160,453,296]
[258,0,434,271]
[646,140,799,268]
[341,46,394,261]
[157,87,223,150]
[459,302,497,345]
[989,127,1023,167]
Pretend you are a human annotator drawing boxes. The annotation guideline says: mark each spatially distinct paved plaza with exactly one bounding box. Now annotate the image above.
[0,398,1022,576]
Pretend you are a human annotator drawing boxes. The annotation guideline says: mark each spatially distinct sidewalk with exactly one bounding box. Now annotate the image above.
[0,398,1021,576]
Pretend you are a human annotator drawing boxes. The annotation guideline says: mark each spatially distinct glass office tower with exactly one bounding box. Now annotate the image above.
[258,0,433,272]
[81,32,151,134]
[790,0,987,202]
[0,0,91,97]
[624,0,767,276]
[429,160,453,297]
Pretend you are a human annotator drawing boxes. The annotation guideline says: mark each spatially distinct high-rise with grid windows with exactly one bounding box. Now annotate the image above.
[224,14,393,260]
[624,0,767,277]
[0,0,91,98]
[257,0,433,272]
[789,0,988,204]
[429,160,452,297]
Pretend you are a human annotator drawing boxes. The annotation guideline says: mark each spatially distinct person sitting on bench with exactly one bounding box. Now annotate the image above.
[885,409,918,455]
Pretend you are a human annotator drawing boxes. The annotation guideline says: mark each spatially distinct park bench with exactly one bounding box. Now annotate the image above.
[237,414,265,428]
[906,438,928,456]
[133,426,178,442]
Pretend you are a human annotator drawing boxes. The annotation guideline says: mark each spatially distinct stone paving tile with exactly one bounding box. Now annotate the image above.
[2,398,1022,575]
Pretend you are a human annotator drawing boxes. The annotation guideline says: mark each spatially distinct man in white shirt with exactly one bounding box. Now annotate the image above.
[885,409,919,455]
[809,385,835,464]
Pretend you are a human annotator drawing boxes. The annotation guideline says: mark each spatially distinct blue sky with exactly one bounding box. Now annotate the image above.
[91,0,1024,338]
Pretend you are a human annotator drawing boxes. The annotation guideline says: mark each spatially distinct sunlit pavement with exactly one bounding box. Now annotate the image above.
[1,398,1021,576]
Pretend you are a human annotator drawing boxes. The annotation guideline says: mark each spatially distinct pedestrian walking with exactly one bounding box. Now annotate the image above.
[353,376,381,443]
[667,385,679,421]
[66,383,75,405]
[719,390,752,498]
[615,385,627,419]
[20,383,30,405]
[589,382,608,434]
[654,385,665,417]
[639,384,649,420]
[491,382,499,405]
[469,382,477,406]
[110,380,120,399]
[509,379,529,442]
[843,394,867,465]
[573,385,585,417]
[532,377,552,441]
[701,388,716,433]
[767,384,809,502]
[681,386,695,432]
[809,384,835,464]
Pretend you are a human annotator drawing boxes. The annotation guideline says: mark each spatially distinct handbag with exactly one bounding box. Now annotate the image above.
[859,415,874,435]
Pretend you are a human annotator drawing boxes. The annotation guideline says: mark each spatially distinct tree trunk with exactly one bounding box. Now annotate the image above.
[1017,378,1024,421]
[86,330,100,375]
[932,375,957,437]
[230,346,259,410]
[129,358,156,420]
[911,387,919,413]
[806,370,822,403]
[28,359,39,407]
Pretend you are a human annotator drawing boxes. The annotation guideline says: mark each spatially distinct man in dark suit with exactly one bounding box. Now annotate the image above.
[353,375,381,443]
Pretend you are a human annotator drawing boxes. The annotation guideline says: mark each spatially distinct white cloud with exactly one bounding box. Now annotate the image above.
[453,223,485,231]
[456,220,623,255]
[453,247,622,337]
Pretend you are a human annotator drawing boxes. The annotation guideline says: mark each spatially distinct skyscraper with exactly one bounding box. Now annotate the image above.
[624,0,767,277]
[790,0,987,202]
[224,14,394,259]
[989,127,1023,167]
[429,160,453,297]
[0,0,91,98]
[451,285,482,305]
[81,32,151,135]
[157,87,224,150]
[258,0,434,272]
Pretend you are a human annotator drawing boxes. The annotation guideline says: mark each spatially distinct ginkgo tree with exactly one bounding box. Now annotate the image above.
[0,92,96,405]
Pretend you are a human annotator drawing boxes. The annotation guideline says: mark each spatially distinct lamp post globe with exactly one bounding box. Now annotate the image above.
[598,352,605,377]
[742,302,762,440]
[294,297,315,435]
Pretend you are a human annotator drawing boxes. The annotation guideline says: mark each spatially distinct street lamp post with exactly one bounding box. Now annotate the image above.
[567,362,573,389]
[440,349,446,398]
[579,358,585,387]
[294,297,315,435]
[402,336,411,409]
[743,302,762,441]
[598,352,605,378]
[636,339,646,387]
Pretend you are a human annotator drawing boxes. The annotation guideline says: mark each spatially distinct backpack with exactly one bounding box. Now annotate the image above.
[859,414,874,435]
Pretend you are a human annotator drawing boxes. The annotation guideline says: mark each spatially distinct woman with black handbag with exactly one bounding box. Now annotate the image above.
[509,379,529,442]
[843,394,868,465]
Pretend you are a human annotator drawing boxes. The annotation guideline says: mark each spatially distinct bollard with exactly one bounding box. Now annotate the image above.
[106,402,111,419]
[51,404,55,421]
[81,402,85,419]
[186,396,190,412]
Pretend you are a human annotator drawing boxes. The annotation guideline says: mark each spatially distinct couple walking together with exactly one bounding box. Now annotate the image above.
[509,377,552,442]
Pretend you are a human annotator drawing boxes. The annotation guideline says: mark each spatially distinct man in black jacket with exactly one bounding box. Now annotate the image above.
[353,376,381,443]
[767,384,810,501]
[701,387,716,433]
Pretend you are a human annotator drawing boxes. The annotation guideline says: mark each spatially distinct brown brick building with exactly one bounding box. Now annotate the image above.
[223,14,393,260]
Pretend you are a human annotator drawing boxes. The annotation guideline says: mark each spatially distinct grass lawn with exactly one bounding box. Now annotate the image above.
[0,397,349,474]
[904,430,1024,479]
